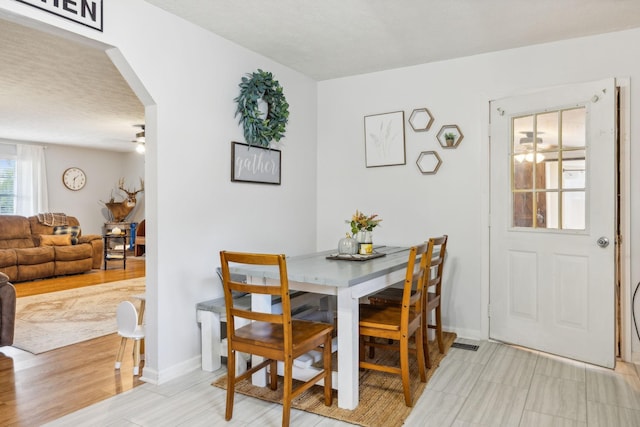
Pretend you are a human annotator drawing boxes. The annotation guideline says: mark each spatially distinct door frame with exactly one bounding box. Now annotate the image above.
[481,78,632,362]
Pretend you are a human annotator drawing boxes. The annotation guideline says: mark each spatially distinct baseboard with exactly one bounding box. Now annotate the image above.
[139,355,202,385]
[443,325,485,341]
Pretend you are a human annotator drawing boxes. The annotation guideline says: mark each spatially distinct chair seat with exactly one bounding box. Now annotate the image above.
[118,325,145,340]
[370,289,440,307]
[234,319,333,354]
[359,304,420,331]
[368,287,406,305]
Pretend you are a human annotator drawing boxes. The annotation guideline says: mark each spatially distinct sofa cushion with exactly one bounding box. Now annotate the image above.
[0,216,35,249]
[14,247,55,265]
[0,249,17,268]
[54,258,93,276]
[54,244,92,261]
[28,215,81,238]
[53,225,80,244]
[40,234,72,246]
[17,262,55,282]
[0,250,18,282]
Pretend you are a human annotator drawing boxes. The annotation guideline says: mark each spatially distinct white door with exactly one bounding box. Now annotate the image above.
[489,78,617,368]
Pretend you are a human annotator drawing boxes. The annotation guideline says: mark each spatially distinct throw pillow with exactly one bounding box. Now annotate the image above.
[40,234,72,246]
[53,225,81,245]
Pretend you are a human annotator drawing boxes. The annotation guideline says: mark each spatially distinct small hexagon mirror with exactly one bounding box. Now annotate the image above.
[416,151,442,175]
[437,124,464,149]
[408,108,434,132]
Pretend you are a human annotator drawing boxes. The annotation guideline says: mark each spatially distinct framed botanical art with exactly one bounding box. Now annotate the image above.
[231,141,281,185]
[364,111,406,167]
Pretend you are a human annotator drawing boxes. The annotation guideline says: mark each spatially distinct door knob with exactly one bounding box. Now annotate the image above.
[597,237,610,248]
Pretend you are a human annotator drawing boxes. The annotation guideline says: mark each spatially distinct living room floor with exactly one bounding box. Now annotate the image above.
[0,257,146,426]
[42,337,640,427]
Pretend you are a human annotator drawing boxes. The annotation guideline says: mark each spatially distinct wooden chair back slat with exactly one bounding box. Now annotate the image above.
[229,307,284,324]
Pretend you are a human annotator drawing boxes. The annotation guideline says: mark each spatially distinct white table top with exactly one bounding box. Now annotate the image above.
[229,245,410,287]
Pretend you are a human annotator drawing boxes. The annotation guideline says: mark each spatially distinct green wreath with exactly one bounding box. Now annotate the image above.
[234,69,289,147]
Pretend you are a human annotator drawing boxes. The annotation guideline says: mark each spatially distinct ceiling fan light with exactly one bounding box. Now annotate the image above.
[135,143,146,154]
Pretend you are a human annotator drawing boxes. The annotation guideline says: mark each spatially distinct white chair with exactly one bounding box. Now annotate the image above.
[115,300,145,376]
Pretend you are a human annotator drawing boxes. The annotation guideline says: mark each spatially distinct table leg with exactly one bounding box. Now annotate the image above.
[337,286,359,410]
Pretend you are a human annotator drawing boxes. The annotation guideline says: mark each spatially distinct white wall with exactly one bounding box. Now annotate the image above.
[317,29,640,354]
[46,144,145,233]
[0,139,143,234]
[0,0,318,382]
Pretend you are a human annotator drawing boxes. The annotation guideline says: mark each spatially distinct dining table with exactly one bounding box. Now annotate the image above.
[229,245,411,410]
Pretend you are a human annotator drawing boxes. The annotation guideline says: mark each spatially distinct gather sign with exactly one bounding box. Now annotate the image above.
[231,141,281,185]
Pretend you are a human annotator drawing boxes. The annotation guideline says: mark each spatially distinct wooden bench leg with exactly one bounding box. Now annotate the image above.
[197,309,222,372]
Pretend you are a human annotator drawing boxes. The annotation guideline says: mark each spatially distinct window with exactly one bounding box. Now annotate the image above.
[511,107,586,230]
[0,152,16,214]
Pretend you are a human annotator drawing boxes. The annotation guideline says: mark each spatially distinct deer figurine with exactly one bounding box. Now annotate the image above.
[104,178,144,222]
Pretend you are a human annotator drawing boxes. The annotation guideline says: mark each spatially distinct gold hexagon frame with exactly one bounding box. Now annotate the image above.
[408,108,435,132]
[416,151,442,175]
[437,124,464,149]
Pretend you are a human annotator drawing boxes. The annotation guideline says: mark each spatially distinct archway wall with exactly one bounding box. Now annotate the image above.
[1,0,319,382]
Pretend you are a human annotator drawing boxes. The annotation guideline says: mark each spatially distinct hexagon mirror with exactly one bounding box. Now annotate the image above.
[408,108,434,132]
[437,124,464,149]
[416,151,442,174]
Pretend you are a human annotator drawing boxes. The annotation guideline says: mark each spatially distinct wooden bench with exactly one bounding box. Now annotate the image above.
[196,291,334,373]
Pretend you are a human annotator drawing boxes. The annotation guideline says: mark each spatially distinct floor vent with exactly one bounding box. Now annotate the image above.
[451,342,479,351]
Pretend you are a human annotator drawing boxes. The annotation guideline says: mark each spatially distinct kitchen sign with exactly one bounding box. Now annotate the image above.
[15,0,103,31]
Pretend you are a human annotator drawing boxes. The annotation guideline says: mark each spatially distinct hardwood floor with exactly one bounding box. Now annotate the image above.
[0,257,146,427]
[14,257,146,298]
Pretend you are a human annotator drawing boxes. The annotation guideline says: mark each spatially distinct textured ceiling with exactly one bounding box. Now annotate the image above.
[145,0,640,81]
[0,19,144,151]
[2,1,640,151]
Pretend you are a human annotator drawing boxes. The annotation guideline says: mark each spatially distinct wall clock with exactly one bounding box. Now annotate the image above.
[62,167,86,191]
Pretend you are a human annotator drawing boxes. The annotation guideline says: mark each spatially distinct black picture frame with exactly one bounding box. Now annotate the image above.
[231,141,281,185]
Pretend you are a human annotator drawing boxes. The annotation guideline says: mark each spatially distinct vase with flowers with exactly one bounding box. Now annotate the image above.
[349,210,382,254]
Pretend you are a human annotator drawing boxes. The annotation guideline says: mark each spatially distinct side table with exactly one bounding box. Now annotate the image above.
[103,231,128,270]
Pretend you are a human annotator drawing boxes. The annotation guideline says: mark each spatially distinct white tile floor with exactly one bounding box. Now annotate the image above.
[44,339,640,426]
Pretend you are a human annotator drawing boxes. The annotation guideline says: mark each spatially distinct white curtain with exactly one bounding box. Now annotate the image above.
[16,144,48,216]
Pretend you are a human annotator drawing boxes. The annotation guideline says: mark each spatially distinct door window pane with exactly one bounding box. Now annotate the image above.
[536,111,559,151]
[562,108,586,148]
[513,192,533,227]
[562,191,586,230]
[539,191,558,229]
[562,156,586,190]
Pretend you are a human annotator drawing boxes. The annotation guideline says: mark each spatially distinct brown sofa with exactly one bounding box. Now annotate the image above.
[0,215,103,282]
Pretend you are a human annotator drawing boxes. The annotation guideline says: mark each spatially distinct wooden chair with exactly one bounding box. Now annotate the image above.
[359,243,429,407]
[219,251,333,427]
[134,219,145,256]
[368,235,448,368]
[114,300,145,376]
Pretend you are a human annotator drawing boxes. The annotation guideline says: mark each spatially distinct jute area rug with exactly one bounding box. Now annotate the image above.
[13,277,145,354]
[213,331,456,427]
